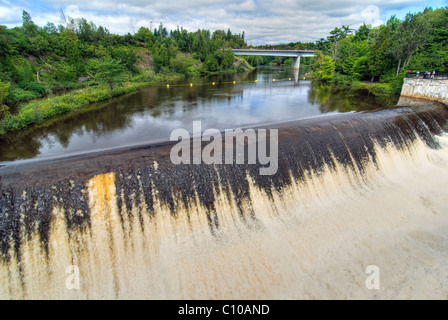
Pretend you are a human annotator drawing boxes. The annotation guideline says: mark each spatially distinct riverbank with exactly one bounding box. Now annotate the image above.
[0,81,153,136]
[0,66,410,163]
[0,65,253,136]
[327,74,404,97]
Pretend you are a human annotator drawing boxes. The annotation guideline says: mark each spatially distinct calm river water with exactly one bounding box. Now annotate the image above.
[0,66,399,163]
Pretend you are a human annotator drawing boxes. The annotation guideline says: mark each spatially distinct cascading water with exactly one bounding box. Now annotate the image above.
[1,100,448,299]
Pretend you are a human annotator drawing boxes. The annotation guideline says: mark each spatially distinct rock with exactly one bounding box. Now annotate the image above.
[78,75,92,83]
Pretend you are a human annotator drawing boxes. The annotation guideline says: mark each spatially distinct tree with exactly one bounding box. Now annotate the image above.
[134,27,153,45]
[89,57,127,92]
[320,56,335,81]
[351,56,369,79]
[170,53,190,75]
[390,12,431,76]
[112,46,138,73]
[407,8,448,72]
[368,26,393,81]
[0,80,10,120]
[312,51,335,81]
[0,81,10,104]
[204,54,219,72]
[327,25,353,61]
[43,22,58,34]
[220,49,235,69]
[353,24,371,42]
[61,30,85,74]
[76,18,96,42]
[22,11,38,39]
[0,26,12,58]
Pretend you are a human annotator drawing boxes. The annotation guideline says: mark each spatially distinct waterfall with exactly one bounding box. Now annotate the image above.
[1,102,448,299]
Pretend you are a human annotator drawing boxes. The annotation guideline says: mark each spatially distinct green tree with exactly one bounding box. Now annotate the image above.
[62,30,85,74]
[170,53,190,75]
[204,54,219,72]
[134,27,154,46]
[43,22,58,34]
[0,81,10,103]
[327,25,353,61]
[22,11,38,39]
[313,51,335,81]
[390,12,431,76]
[353,24,371,42]
[112,46,138,73]
[0,80,10,120]
[320,56,335,81]
[368,26,393,81]
[89,57,127,92]
[220,49,235,69]
[408,8,448,72]
[351,56,369,79]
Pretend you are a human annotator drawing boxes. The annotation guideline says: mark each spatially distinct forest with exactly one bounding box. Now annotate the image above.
[310,7,448,94]
[0,11,247,134]
[250,7,448,95]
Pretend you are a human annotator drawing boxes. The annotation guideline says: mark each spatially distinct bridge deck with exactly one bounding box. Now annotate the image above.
[232,49,316,57]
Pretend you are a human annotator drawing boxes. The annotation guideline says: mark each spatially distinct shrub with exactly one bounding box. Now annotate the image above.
[367,83,394,95]
[8,87,41,103]
[133,69,158,82]
[18,81,46,96]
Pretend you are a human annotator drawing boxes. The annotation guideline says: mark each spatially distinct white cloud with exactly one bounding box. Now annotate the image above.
[1,0,444,44]
[229,0,257,12]
[362,5,383,26]
[65,5,81,18]
[0,1,23,26]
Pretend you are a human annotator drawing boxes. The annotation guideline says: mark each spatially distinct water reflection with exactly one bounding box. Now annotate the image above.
[0,67,400,163]
[308,82,400,113]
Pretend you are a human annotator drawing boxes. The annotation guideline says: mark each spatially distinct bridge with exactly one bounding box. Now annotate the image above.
[232,49,316,82]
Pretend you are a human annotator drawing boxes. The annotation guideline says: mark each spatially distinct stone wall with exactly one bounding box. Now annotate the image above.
[401,78,448,105]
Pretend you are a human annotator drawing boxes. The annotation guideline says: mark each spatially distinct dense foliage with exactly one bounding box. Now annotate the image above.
[0,11,247,112]
[311,7,448,92]
[250,7,448,94]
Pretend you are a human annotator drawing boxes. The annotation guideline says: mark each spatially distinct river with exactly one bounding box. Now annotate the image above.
[1,66,448,300]
[0,66,398,163]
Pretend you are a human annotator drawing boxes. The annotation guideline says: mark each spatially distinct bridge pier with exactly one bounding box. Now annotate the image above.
[291,57,300,83]
[230,49,315,83]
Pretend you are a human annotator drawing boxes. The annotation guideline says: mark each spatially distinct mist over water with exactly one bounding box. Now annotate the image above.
[1,67,448,300]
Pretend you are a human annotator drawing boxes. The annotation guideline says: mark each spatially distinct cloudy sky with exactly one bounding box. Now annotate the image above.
[1,0,447,44]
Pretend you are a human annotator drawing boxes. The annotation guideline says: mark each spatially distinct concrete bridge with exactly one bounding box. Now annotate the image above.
[232,49,316,82]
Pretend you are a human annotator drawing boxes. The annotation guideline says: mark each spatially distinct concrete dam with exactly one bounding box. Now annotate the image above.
[401,77,448,105]
[1,86,448,299]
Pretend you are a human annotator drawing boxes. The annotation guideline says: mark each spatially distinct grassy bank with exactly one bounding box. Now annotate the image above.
[0,66,251,136]
[328,73,404,97]
[0,81,155,136]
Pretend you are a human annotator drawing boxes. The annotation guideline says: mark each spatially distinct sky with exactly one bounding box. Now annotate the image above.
[1,0,447,45]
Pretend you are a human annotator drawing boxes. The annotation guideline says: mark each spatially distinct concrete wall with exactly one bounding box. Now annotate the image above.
[401,78,448,105]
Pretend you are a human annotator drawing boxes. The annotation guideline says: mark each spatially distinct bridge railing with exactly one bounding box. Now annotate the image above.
[232,48,315,52]
[405,72,448,80]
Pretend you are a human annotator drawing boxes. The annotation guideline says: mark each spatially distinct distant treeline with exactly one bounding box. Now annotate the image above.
[0,11,248,115]
[252,7,448,93]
